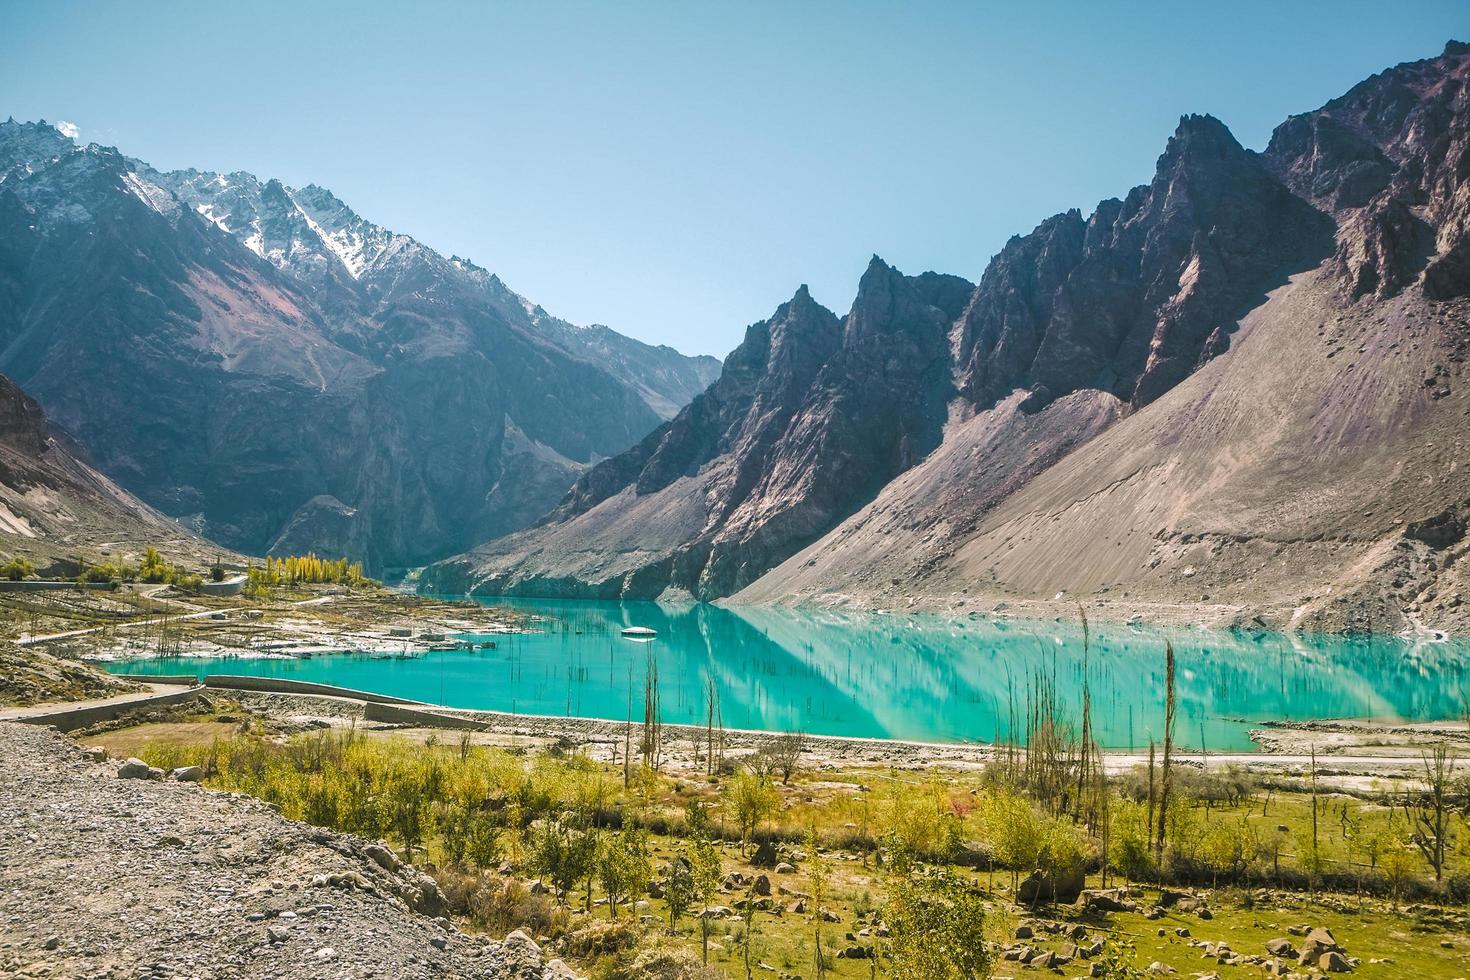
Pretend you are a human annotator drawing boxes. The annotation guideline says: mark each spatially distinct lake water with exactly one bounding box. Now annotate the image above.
[103,598,1470,751]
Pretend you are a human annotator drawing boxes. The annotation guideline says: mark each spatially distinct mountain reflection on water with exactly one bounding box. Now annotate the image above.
[106,598,1470,751]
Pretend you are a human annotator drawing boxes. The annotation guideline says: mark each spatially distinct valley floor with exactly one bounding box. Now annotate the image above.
[13,689,1468,980]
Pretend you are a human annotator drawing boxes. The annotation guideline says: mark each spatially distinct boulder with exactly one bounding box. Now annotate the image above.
[1300,927,1343,966]
[170,766,203,782]
[752,874,771,896]
[1321,950,1353,972]
[117,758,156,780]
[364,843,401,871]
[1264,938,1297,958]
[775,862,796,874]
[1017,865,1086,904]
[1080,888,1136,913]
[750,840,778,867]
[1303,927,1339,951]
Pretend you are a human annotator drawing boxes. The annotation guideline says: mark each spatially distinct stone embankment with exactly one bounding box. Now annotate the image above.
[0,722,580,979]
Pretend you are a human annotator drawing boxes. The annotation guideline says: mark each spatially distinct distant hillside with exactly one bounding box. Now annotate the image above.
[0,373,220,570]
[430,42,1470,636]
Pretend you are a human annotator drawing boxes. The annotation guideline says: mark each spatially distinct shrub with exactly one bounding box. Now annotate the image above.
[465,875,569,938]
[603,941,722,980]
[78,560,133,584]
[561,916,644,959]
[0,556,35,581]
[882,854,991,980]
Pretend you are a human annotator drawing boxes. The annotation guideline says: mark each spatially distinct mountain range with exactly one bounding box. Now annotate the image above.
[0,120,719,572]
[426,41,1470,636]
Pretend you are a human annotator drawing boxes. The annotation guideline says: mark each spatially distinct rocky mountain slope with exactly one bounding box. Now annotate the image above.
[0,372,220,570]
[748,41,1470,635]
[432,42,1470,635]
[0,120,717,572]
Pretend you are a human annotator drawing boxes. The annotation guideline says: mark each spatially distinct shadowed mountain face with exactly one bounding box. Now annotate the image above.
[955,114,1332,410]
[0,121,719,571]
[432,43,1470,634]
[0,373,221,568]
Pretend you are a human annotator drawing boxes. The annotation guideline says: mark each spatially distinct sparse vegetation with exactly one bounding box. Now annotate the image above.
[0,556,35,581]
[116,704,1470,979]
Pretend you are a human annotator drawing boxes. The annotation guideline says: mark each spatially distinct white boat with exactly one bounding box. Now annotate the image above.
[620,626,657,640]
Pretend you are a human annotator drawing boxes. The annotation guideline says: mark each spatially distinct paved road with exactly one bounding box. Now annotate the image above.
[0,683,188,722]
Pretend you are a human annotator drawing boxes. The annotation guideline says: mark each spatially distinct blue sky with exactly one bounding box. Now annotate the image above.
[2,2,1465,357]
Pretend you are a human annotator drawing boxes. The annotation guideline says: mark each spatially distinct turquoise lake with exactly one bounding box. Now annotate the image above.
[103,599,1470,752]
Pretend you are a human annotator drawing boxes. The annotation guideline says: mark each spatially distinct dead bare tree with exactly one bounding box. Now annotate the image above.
[1405,745,1457,882]
[640,652,663,770]
[704,675,725,778]
[768,731,808,785]
[623,666,633,787]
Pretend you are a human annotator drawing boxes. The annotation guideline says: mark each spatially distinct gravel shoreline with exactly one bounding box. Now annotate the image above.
[227,689,1462,782]
[0,721,578,979]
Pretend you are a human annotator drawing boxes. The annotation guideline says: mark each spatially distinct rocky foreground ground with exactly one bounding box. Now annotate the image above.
[0,722,577,980]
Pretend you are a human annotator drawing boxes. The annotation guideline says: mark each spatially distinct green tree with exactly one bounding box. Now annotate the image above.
[981,789,1044,891]
[691,842,722,953]
[723,769,779,855]
[598,826,651,919]
[686,802,724,963]
[139,546,169,583]
[881,842,991,980]
[665,855,696,933]
[528,819,579,903]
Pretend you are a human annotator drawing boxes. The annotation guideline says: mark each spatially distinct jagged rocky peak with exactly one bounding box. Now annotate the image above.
[955,111,1331,412]
[0,119,77,176]
[550,284,842,524]
[952,210,1087,406]
[145,166,394,286]
[1266,40,1470,299]
[747,282,843,391]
